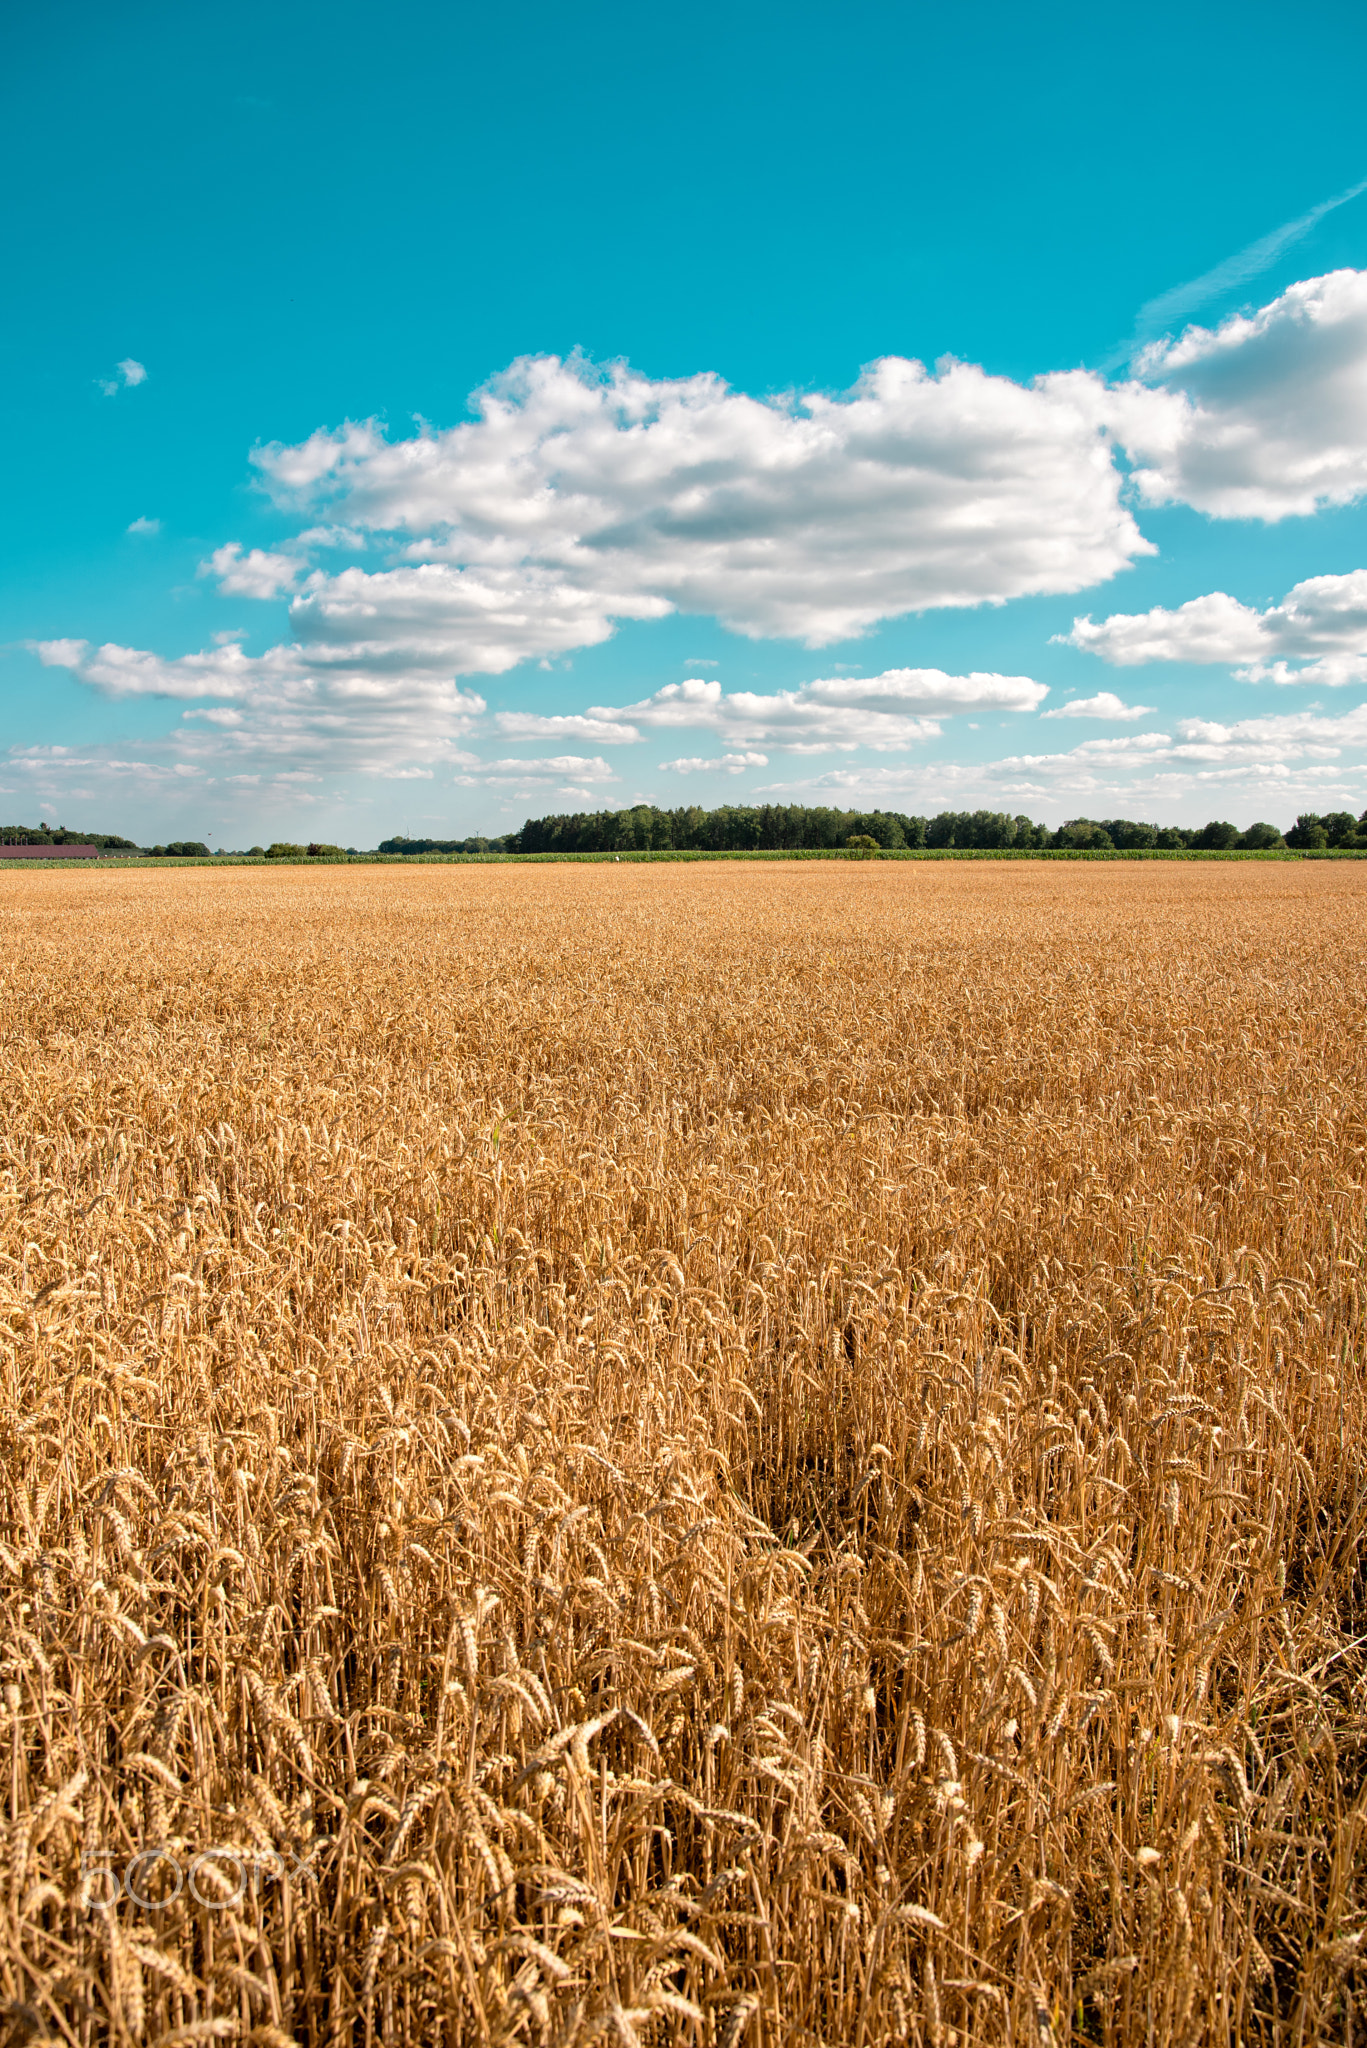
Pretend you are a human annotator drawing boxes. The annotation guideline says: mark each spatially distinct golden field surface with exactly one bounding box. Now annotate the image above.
[1,861,1365,2048]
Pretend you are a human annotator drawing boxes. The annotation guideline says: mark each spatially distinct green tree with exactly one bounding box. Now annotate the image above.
[1100,818,1158,849]
[1191,820,1239,850]
[1319,811,1358,846]
[1053,819,1115,849]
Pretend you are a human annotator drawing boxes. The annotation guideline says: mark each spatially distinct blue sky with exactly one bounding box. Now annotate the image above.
[5,0,1367,844]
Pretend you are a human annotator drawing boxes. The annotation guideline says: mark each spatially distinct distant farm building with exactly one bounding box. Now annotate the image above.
[0,844,99,859]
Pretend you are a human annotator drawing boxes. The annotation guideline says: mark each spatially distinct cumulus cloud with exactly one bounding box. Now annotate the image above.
[158,278,1367,704]
[661,752,769,774]
[68,280,1367,709]
[594,669,1048,752]
[30,638,487,779]
[1067,570,1367,686]
[1040,692,1156,720]
[97,359,148,397]
[126,516,160,536]
[253,351,1154,647]
[288,563,670,678]
[44,274,1367,792]
[1115,271,1367,519]
[34,638,93,672]
[202,542,303,600]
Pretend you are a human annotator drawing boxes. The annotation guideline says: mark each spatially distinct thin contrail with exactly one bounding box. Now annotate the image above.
[1102,173,1367,375]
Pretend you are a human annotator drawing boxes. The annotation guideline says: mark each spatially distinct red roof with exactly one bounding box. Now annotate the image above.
[0,845,100,858]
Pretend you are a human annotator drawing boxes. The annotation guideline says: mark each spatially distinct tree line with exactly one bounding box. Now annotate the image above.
[0,822,138,849]
[9,806,1366,862]
[382,804,1367,856]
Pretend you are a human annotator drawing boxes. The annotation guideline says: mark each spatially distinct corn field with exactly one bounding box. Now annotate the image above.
[1,860,1365,2047]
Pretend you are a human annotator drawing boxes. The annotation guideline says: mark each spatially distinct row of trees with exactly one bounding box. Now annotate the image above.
[0,822,138,849]
[10,807,1367,861]
[1282,810,1367,849]
[431,804,1367,856]
[378,835,500,855]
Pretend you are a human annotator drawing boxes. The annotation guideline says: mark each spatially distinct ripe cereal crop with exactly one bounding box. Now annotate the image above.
[1,859,1365,2046]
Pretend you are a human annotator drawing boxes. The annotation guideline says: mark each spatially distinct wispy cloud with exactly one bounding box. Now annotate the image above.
[1107,177,1367,368]
[126,516,161,536]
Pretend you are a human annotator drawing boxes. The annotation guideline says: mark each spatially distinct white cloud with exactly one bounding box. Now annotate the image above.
[27,640,1040,784]
[34,636,293,701]
[1002,733,1177,767]
[34,638,92,672]
[1170,703,1367,763]
[45,279,1367,793]
[661,751,769,774]
[202,542,303,600]
[494,710,642,744]
[253,351,1154,649]
[126,516,161,536]
[594,669,1047,752]
[479,755,616,783]
[30,638,487,780]
[1067,569,1367,686]
[751,702,1367,815]
[288,563,670,676]
[1040,691,1157,720]
[982,706,1367,782]
[1115,271,1367,519]
[98,359,148,397]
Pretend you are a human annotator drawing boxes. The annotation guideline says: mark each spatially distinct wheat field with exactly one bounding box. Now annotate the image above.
[1,861,1364,2047]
